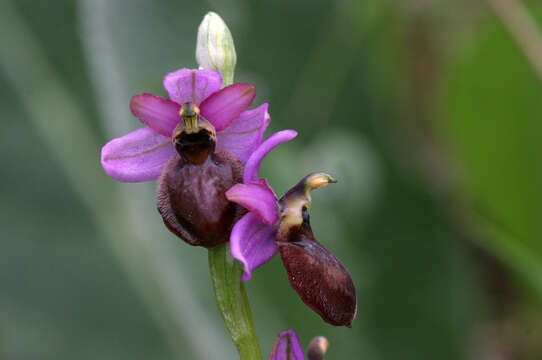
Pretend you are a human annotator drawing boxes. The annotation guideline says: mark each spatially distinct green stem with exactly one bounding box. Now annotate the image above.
[208,243,263,360]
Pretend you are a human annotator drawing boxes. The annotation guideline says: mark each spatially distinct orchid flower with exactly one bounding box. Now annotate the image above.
[98,10,356,358]
[226,132,358,327]
[226,130,297,278]
[101,68,270,248]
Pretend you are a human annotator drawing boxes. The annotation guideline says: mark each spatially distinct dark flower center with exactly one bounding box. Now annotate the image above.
[173,102,217,165]
[174,130,215,164]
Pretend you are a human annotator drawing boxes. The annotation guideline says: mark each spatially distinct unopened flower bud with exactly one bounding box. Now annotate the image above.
[307,336,329,360]
[196,12,237,86]
[268,329,305,360]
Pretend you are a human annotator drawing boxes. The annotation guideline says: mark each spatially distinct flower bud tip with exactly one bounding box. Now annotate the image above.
[307,336,329,360]
[196,11,237,86]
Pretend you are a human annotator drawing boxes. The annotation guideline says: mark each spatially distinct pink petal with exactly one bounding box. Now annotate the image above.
[101,127,176,182]
[216,103,270,162]
[230,213,278,282]
[226,180,278,225]
[268,329,305,360]
[200,83,256,132]
[163,68,222,105]
[130,94,181,137]
[243,130,298,183]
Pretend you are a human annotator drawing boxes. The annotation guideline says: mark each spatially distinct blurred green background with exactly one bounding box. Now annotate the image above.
[1,0,541,359]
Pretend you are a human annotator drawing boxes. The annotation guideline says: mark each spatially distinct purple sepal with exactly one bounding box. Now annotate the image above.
[230,213,278,281]
[101,127,176,182]
[243,130,298,183]
[163,68,222,106]
[216,103,270,162]
[268,329,305,360]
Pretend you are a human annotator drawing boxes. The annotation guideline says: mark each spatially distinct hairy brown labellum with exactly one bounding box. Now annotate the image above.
[277,221,357,327]
[157,151,245,248]
[277,173,357,327]
[157,102,245,248]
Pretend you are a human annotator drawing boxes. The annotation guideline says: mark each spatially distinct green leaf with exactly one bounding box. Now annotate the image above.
[440,11,542,292]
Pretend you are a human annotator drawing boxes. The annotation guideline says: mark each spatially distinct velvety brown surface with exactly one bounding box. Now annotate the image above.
[278,226,357,327]
[157,151,245,248]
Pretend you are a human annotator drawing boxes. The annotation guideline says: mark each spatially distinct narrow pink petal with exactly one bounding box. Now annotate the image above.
[230,213,278,282]
[243,130,298,183]
[216,103,270,162]
[268,329,305,360]
[101,127,176,182]
[163,68,222,105]
[130,94,181,137]
[200,83,256,132]
[226,180,278,225]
